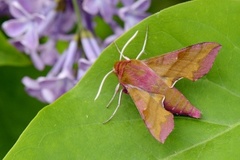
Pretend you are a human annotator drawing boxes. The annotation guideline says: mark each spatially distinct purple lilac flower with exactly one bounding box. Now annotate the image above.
[78,29,102,79]
[38,39,59,66]
[38,3,76,40]
[2,0,55,70]
[81,11,94,33]
[22,39,79,103]
[81,29,101,59]
[22,29,102,103]
[2,1,43,49]
[2,0,77,70]
[82,0,118,23]
[77,58,93,79]
[118,0,151,30]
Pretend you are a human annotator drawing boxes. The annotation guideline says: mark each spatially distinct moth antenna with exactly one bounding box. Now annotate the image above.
[94,69,114,101]
[136,26,148,60]
[106,83,120,108]
[116,30,139,61]
[103,89,123,124]
[114,42,126,61]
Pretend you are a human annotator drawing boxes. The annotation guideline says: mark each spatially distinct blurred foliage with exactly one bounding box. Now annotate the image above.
[0,66,47,158]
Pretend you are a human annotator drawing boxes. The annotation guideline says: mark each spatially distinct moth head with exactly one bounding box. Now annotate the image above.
[113,60,130,77]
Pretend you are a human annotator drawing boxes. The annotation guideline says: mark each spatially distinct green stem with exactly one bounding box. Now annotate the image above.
[72,0,83,33]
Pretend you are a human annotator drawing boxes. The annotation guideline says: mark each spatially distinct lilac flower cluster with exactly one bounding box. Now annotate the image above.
[1,0,151,103]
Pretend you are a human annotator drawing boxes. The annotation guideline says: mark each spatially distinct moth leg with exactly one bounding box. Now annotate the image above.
[114,30,139,60]
[106,83,120,108]
[103,89,123,124]
[95,69,114,100]
[136,26,148,60]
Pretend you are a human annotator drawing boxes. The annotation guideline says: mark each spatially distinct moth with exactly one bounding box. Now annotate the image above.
[95,28,221,143]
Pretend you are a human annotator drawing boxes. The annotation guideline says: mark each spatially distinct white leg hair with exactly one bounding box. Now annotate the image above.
[94,69,114,100]
[106,83,120,108]
[136,26,148,60]
[103,88,123,124]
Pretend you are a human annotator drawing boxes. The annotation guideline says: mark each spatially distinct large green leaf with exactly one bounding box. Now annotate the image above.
[4,0,240,159]
[0,31,30,66]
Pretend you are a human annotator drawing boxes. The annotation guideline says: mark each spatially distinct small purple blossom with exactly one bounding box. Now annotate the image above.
[38,3,76,39]
[2,1,43,49]
[0,0,9,15]
[119,0,151,30]
[77,29,102,79]
[22,75,76,103]
[2,0,55,70]
[77,58,93,79]
[22,39,79,103]
[81,29,101,60]
[38,39,59,66]
[82,0,118,23]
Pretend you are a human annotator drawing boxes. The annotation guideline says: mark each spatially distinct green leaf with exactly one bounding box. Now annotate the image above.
[0,31,30,66]
[4,0,240,159]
